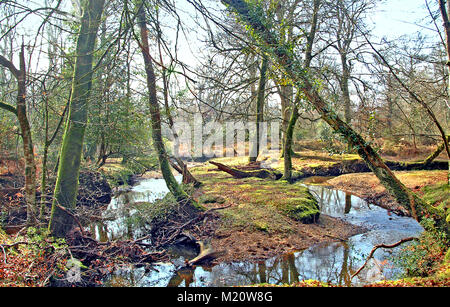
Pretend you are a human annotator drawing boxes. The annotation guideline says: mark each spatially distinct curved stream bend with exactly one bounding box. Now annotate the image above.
[97,177,423,287]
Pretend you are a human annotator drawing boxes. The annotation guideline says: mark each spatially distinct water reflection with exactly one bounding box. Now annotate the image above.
[101,177,423,287]
[306,184,369,217]
[89,176,182,242]
[105,238,385,287]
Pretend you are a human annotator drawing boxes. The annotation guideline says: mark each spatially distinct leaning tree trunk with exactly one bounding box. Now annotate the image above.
[48,0,105,237]
[438,0,450,183]
[136,3,198,211]
[223,0,448,234]
[423,136,450,166]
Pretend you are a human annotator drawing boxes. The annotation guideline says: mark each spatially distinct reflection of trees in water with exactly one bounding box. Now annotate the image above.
[107,240,378,287]
[198,242,360,286]
[168,267,195,287]
[308,185,367,216]
[105,264,173,287]
[90,189,164,242]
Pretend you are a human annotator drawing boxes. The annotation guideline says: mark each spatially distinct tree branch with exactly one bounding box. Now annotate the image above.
[0,54,20,79]
[0,101,17,115]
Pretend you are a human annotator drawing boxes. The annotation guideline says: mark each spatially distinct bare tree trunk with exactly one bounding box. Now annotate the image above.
[0,45,37,225]
[249,55,268,162]
[283,103,298,181]
[340,53,352,126]
[156,19,201,187]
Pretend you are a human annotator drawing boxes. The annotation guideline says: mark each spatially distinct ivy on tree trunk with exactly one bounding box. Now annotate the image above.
[0,46,37,225]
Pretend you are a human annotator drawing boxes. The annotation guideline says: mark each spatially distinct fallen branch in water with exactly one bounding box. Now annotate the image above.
[187,240,225,266]
[350,237,418,280]
[323,233,346,242]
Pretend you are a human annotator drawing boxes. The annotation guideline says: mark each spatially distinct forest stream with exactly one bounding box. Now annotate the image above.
[86,175,423,287]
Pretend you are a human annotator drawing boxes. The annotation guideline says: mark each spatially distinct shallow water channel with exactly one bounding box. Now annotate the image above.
[91,175,423,287]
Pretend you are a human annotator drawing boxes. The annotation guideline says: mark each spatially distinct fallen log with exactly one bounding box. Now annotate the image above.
[209,161,281,180]
[210,158,447,183]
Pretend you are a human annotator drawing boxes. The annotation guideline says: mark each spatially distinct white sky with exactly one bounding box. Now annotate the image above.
[371,0,437,39]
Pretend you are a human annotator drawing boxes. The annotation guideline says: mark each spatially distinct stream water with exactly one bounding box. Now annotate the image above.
[91,175,423,287]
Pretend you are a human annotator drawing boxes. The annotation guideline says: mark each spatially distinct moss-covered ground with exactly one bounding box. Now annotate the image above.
[190,157,363,263]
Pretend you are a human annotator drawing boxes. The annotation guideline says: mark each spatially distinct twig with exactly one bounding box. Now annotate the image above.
[203,204,232,214]
[350,237,418,280]
[0,245,6,264]
[0,241,29,264]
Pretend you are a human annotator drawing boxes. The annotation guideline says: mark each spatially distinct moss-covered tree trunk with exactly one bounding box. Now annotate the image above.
[249,55,268,162]
[223,0,448,234]
[136,3,198,212]
[283,103,298,182]
[48,0,105,237]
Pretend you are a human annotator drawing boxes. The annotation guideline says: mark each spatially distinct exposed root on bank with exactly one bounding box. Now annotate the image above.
[350,237,418,280]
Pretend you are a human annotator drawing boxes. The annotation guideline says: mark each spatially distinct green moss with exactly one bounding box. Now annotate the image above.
[270,191,320,223]
[445,248,450,264]
[421,183,449,209]
[220,202,294,234]
[254,221,269,232]
[198,194,226,204]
